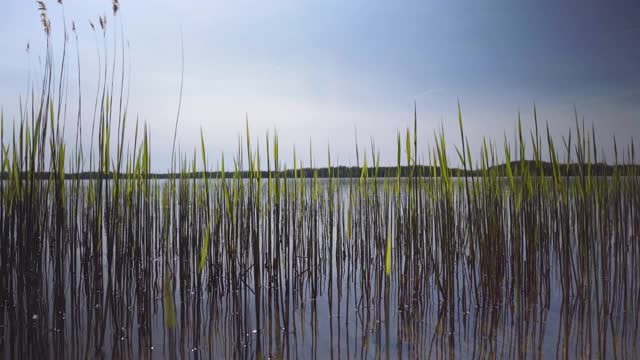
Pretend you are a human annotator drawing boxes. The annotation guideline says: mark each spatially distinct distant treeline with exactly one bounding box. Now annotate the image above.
[2,161,638,180]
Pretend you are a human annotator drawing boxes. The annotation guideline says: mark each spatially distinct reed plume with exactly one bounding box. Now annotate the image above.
[36,1,50,35]
[99,15,106,30]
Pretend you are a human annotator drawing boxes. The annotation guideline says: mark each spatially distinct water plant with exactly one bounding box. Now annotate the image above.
[0,2,639,358]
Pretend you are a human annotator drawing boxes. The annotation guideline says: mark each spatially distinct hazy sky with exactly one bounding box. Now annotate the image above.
[1,0,639,170]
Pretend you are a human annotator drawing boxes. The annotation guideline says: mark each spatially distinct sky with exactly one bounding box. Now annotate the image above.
[1,0,639,171]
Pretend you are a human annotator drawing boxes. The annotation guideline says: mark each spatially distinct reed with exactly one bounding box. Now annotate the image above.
[0,2,639,358]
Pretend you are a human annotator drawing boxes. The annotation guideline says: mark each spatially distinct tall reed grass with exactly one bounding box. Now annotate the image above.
[0,2,638,358]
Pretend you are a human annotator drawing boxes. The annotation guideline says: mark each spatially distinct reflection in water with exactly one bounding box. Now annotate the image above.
[0,178,638,358]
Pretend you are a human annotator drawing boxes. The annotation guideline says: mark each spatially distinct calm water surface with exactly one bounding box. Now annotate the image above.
[0,178,638,359]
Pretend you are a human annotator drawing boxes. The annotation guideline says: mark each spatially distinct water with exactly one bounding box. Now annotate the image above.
[0,177,638,358]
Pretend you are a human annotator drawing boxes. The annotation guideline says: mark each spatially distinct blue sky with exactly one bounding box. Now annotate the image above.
[1,0,639,170]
